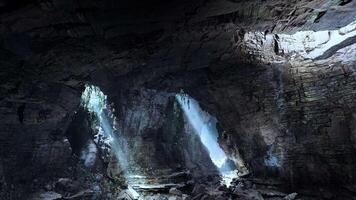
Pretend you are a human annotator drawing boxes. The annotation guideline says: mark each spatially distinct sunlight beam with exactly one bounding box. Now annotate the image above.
[175,93,238,186]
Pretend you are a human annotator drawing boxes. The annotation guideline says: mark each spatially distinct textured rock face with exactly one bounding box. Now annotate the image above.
[0,0,356,198]
[109,88,218,178]
[0,77,80,198]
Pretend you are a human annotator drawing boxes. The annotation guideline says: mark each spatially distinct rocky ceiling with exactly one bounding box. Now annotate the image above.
[0,0,356,199]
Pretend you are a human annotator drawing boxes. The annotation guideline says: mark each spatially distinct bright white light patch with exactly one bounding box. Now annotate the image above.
[221,170,238,187]
[175,94,227,168]
[242,20,356,64]
[80,85,130,176]
[80,141,97,167]
[81,85,106,113]
[277,20,356,60]
[176,93,238,186]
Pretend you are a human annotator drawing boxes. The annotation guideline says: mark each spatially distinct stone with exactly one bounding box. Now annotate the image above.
[257,188,286,197]
[65,189,94,199]
[217,184,228,191]
[117,187,140,200]
[182,194,191,200]
[169,187,183,196]
[55,178,79,192]
[30,191,62,200]
[168,196,183,200]
[284,193,298,200]
[44,184,53,191]
[233,189,264,200]
[192,184,207,195]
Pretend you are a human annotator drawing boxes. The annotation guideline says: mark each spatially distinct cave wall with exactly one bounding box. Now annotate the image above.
[0,64,81,198]
[107,88,218,178]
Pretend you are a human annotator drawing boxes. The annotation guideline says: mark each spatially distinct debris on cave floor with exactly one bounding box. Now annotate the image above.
[29,172,356,200]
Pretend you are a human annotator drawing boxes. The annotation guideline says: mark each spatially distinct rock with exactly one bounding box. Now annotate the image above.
[217,184,228,191]
[44,184,53,191]
[233,189,264,200]
[320,189,334,199]
[284,193,298,200]
[169,187,183,196]
[92,185,102,198]
[55,178,79,192]
[30,191,62,200]
[64,189,94,199]
[257,188,286,197]
[192,184,207,195]
[95,173,103,181]
[117,186,140,200]
[199,194,212,200]
[168,196,183,200]
[343,184,356,193]
[118,191,134,200]
[182,194,191,200]
[56,178,71,186]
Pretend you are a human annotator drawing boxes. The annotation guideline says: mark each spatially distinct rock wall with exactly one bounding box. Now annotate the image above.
[109,88,218,178]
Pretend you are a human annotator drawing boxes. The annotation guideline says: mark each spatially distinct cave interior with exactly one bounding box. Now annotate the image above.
[0,0,356,199]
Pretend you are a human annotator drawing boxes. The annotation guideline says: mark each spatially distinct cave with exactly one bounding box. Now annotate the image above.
[0,0,355,199]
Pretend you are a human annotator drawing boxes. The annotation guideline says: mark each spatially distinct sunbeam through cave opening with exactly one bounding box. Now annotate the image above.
[80,84,140,198]
[175,91,239,187]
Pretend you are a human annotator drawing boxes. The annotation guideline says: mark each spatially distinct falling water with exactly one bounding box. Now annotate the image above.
[175,92,238,186]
